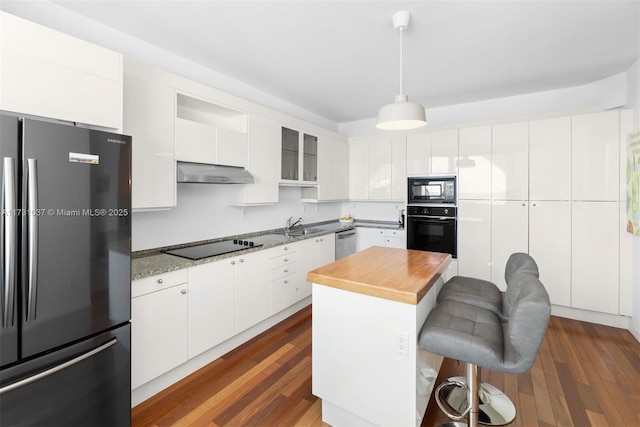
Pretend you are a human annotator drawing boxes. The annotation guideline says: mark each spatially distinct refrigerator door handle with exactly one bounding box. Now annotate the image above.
[0,338,117,395]
[2,157,17,328]
[26,158,38,322]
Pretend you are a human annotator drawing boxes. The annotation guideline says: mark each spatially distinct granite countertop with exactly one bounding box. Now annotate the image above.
[307,247,450,305]
[132,219,404,280]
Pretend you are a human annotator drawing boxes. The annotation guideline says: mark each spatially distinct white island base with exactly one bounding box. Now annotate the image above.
[312,276,446,426]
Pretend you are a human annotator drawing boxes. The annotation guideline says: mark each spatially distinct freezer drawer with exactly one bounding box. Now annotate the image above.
[0,323,130,426]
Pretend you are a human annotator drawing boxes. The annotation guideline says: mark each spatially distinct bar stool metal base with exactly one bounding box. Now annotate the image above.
[439,377,516,426]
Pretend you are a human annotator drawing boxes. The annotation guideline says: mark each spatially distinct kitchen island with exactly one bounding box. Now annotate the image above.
[308,247,451,427]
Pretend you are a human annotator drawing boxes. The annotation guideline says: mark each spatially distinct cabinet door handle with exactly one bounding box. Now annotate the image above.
[284,280,288,284]
[181,289,187,295]
[284,258,288,262]
[284,269,288,273]
[157,278,163,284]
[231,261,236,265]
[283,247,288,251]
[239,259,244,263]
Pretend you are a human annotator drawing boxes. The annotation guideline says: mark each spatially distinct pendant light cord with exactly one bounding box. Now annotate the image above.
[399,27,404,95]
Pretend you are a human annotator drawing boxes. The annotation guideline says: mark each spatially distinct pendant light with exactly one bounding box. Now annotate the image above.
[376,10,427,130]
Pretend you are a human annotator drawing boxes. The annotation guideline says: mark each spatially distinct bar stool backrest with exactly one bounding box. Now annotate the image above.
[501,272,551,374]
[504,252,540,284]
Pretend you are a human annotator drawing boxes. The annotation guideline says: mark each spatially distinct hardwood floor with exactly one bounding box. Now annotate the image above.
[132,306,640,427]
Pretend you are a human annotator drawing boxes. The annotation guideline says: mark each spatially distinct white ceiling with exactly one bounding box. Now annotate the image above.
[8,1,640,124]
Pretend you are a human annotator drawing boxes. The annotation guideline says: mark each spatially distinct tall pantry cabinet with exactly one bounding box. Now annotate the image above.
[452,110,632,317]
[528,116,572,307]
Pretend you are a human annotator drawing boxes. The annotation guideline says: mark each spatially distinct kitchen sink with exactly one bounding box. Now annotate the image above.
[275,227,324,237]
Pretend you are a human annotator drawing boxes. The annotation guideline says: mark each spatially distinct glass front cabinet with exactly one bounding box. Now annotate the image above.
[281,127,317,184]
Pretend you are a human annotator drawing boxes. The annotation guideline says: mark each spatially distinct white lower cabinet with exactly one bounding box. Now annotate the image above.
[187,260,235,359]
[457,200,491,280]
[357,228,406,251]
[571,201,620,314]
[491,201,529,290]
[299,234,336,294]
[131,270,188,389]
[384,229,406,249]
[234,251,271,333]
[529,201,571,307]
[356,228,386,251]
[269,244,299,315]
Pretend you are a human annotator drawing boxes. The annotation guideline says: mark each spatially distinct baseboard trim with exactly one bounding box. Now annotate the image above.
[551,304,631,329]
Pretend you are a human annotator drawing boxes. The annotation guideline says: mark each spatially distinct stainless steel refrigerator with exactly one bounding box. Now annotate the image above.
[0,114,131,426]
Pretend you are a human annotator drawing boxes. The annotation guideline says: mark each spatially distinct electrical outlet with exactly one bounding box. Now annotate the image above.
[395,331,409,356]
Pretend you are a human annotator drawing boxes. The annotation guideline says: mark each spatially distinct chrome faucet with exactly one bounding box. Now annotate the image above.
[286,216,303,232]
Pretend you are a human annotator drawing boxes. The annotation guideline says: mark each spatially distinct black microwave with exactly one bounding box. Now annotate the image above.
[408,176,456,204]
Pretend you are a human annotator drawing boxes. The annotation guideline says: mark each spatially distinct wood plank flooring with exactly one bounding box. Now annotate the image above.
[132,306,640,427]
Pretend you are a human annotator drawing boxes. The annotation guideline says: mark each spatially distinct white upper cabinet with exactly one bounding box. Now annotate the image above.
[350,134,405,201]
[0,11,123,129]
[529,116,571,200]
[349,138,370,200]
[174,93,248,167]
[233,114,280,205]
[571,111,620,201]
[280,127,318,185]
[123,72,176,210]
[492,122,528,200]
[458,126,492,200]
[317,136,349,201]
[369,135,393,200]
[431,129,459,175]
[406,133,431,176]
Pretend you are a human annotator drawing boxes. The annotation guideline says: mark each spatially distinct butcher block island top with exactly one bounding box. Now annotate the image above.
[307,246,451,305]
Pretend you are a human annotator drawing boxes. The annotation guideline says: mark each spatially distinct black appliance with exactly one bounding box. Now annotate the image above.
[406,206,457,258]
[408,176,456,204]
[407,175,458,258]
[0,114,131,426]
[164,239,264,260]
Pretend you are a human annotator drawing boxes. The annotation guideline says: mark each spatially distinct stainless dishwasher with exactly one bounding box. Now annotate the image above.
[335,229,357,259]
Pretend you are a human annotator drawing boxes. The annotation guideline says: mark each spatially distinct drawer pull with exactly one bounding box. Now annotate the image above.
[284,258,288,262]
[283,247,288,251]
[231,261,236,265]
[284,269,288,273]
[157,279,163,284]
[239,259,244,263]
[284,280,288,284]
[181,290,187,295]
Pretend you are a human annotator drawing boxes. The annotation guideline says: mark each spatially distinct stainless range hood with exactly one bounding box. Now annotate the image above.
[177,161,254,184]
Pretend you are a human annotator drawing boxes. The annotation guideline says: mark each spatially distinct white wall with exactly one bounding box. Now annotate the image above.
[133,186,341,251]
[626,59,640,340]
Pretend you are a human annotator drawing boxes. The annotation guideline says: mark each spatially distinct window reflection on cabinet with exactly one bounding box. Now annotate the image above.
[282,127,299,180]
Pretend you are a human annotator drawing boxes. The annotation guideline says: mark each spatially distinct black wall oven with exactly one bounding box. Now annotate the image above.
[406,176,457,258]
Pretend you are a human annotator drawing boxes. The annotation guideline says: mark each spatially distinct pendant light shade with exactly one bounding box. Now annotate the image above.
[376,11,427,131]
[377,94,427,130]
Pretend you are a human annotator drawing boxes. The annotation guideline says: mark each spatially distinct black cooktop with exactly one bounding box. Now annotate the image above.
[163,239,263,260]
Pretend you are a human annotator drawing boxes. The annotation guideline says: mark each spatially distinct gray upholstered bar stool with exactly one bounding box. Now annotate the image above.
[434,253,539,425]
[419,270,551,427]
